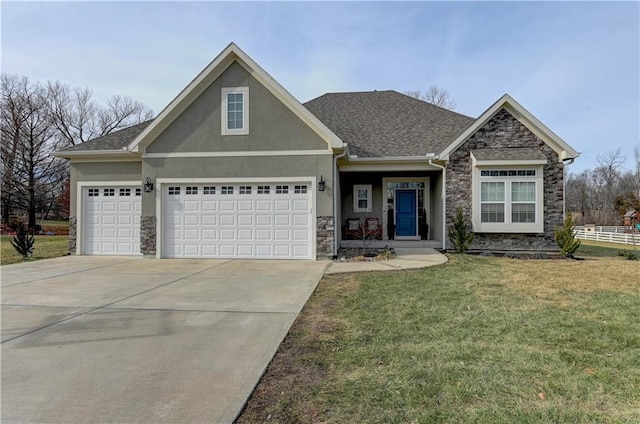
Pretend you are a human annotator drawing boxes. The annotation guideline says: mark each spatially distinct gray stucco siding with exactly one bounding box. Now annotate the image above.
[142,155,333,216]
[69,161,142,219]
[146,61,328,154]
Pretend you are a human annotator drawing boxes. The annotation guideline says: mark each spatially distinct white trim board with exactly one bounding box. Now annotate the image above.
[142,150,332,159]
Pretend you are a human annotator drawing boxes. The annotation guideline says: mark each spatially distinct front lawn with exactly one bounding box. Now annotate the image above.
[1,235,69,265]
[238,253,640,423]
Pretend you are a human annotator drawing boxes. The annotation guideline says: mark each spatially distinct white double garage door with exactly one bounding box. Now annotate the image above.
[83,182,313,259]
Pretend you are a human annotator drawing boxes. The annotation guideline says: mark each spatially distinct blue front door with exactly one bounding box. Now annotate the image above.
[396,190,417,237]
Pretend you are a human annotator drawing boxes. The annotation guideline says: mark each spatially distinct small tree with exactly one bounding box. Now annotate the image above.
[555,215,581,258]
[10,222,35,258]
[448,208,474,253]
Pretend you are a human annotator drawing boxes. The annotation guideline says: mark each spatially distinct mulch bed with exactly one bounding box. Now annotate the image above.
[335,247,397,262]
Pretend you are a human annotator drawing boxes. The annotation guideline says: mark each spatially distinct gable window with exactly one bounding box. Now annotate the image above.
[473,166,543,233]
[221,87,249,135]
[353,185,372,213]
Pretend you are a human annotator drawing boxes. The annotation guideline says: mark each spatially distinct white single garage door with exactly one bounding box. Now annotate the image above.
[83,186,141,255]
[163,183,312,259]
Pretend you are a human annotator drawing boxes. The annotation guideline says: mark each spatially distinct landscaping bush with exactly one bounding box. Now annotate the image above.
[10,222,35,258]
[555,215,581,258]
[448,207,474,253]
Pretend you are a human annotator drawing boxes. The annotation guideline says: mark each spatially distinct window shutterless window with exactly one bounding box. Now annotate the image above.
[221,87,249,135]
[353,185,372,213]
[168,187,180,195]
[473,166,543,233]
[257,185,270,194]
[221,186,233,195]
[186,186,198,195]
[203,186,216,195]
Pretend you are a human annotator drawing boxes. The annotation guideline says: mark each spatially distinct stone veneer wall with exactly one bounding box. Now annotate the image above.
[140,216,156,256]
[316,216,335,259]
[446,108,564,251]
[68,216,77,254]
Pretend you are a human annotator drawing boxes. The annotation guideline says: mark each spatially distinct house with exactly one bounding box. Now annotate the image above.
[623,209,639,227]
[54,43,580,260]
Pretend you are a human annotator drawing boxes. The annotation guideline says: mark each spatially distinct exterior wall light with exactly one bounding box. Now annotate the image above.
[318,175,326,191]
[144,177,154,193]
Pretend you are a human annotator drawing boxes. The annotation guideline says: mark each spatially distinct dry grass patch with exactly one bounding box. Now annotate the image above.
[500,257,640,298]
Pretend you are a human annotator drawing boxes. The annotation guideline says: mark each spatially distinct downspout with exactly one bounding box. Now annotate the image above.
[333,148,348,257]
[429,159,447,251]
[562,157,575,221]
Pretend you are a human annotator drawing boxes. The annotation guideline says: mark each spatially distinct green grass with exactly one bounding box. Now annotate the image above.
[239,255,640,423]
[579,239,638,258]
[1,235,69,265]
[40,219,69,227]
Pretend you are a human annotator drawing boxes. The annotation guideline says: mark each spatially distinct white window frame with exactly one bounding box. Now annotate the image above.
[221,87,249,135]
[472,166,544,233]
[353,184,372,213]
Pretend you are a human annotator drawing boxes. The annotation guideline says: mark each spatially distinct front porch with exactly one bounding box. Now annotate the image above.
[335,169,445,250]
[339,239,442,249]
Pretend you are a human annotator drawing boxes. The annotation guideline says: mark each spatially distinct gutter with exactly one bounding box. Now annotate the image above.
[333,147,348,257]
[561,157,576,221]
[52,147,138,159]
[428,159,447,251]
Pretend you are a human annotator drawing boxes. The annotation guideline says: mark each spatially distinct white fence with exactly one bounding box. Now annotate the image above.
[574,226,633,233]
[574,230,639,246]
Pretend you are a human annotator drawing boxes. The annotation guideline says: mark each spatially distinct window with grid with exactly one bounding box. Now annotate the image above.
[227,93,244,130]
[294,185,308,194]
[239,186,252,194]
[257,185,270,194]
[119,188,131,196]
[480,182,505,223]
[185,186,198,195]
[276,185,289,194]
[135,188,141,196]
[103,188,115,197]
[88,188,99,197]
[511,182,536,223]
[221,186,233,195]
[353,185,372,213]
[203,186,215,195]
[168,187,180,195]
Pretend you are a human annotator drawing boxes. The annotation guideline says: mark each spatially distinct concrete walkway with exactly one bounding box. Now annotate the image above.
[326,248,447,274]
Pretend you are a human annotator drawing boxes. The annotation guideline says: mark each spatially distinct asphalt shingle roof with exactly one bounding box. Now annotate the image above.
[60,120,153,152]
[304,90,475,158]
[471,148,547,161]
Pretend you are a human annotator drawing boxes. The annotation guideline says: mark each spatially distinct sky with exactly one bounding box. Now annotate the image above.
[2,1,638,173]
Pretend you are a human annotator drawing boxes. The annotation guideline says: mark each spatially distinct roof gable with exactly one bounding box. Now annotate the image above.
[440,94,580,162]
[128,43,343,153]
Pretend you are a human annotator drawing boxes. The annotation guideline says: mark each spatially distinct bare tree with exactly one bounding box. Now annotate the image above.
[405,85,457,111]
[1,75,59,228]
[48,82,153,147]
[2,73,154,227]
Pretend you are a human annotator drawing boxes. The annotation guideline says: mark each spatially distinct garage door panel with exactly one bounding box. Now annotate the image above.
[220,214,235,226]
[163,183,312,259]
[274,215,290,226]
[220,200,235,211]
[83,186,141,256]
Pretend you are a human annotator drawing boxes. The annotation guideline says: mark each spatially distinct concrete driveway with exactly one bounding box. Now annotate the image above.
[1,256,327,423]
